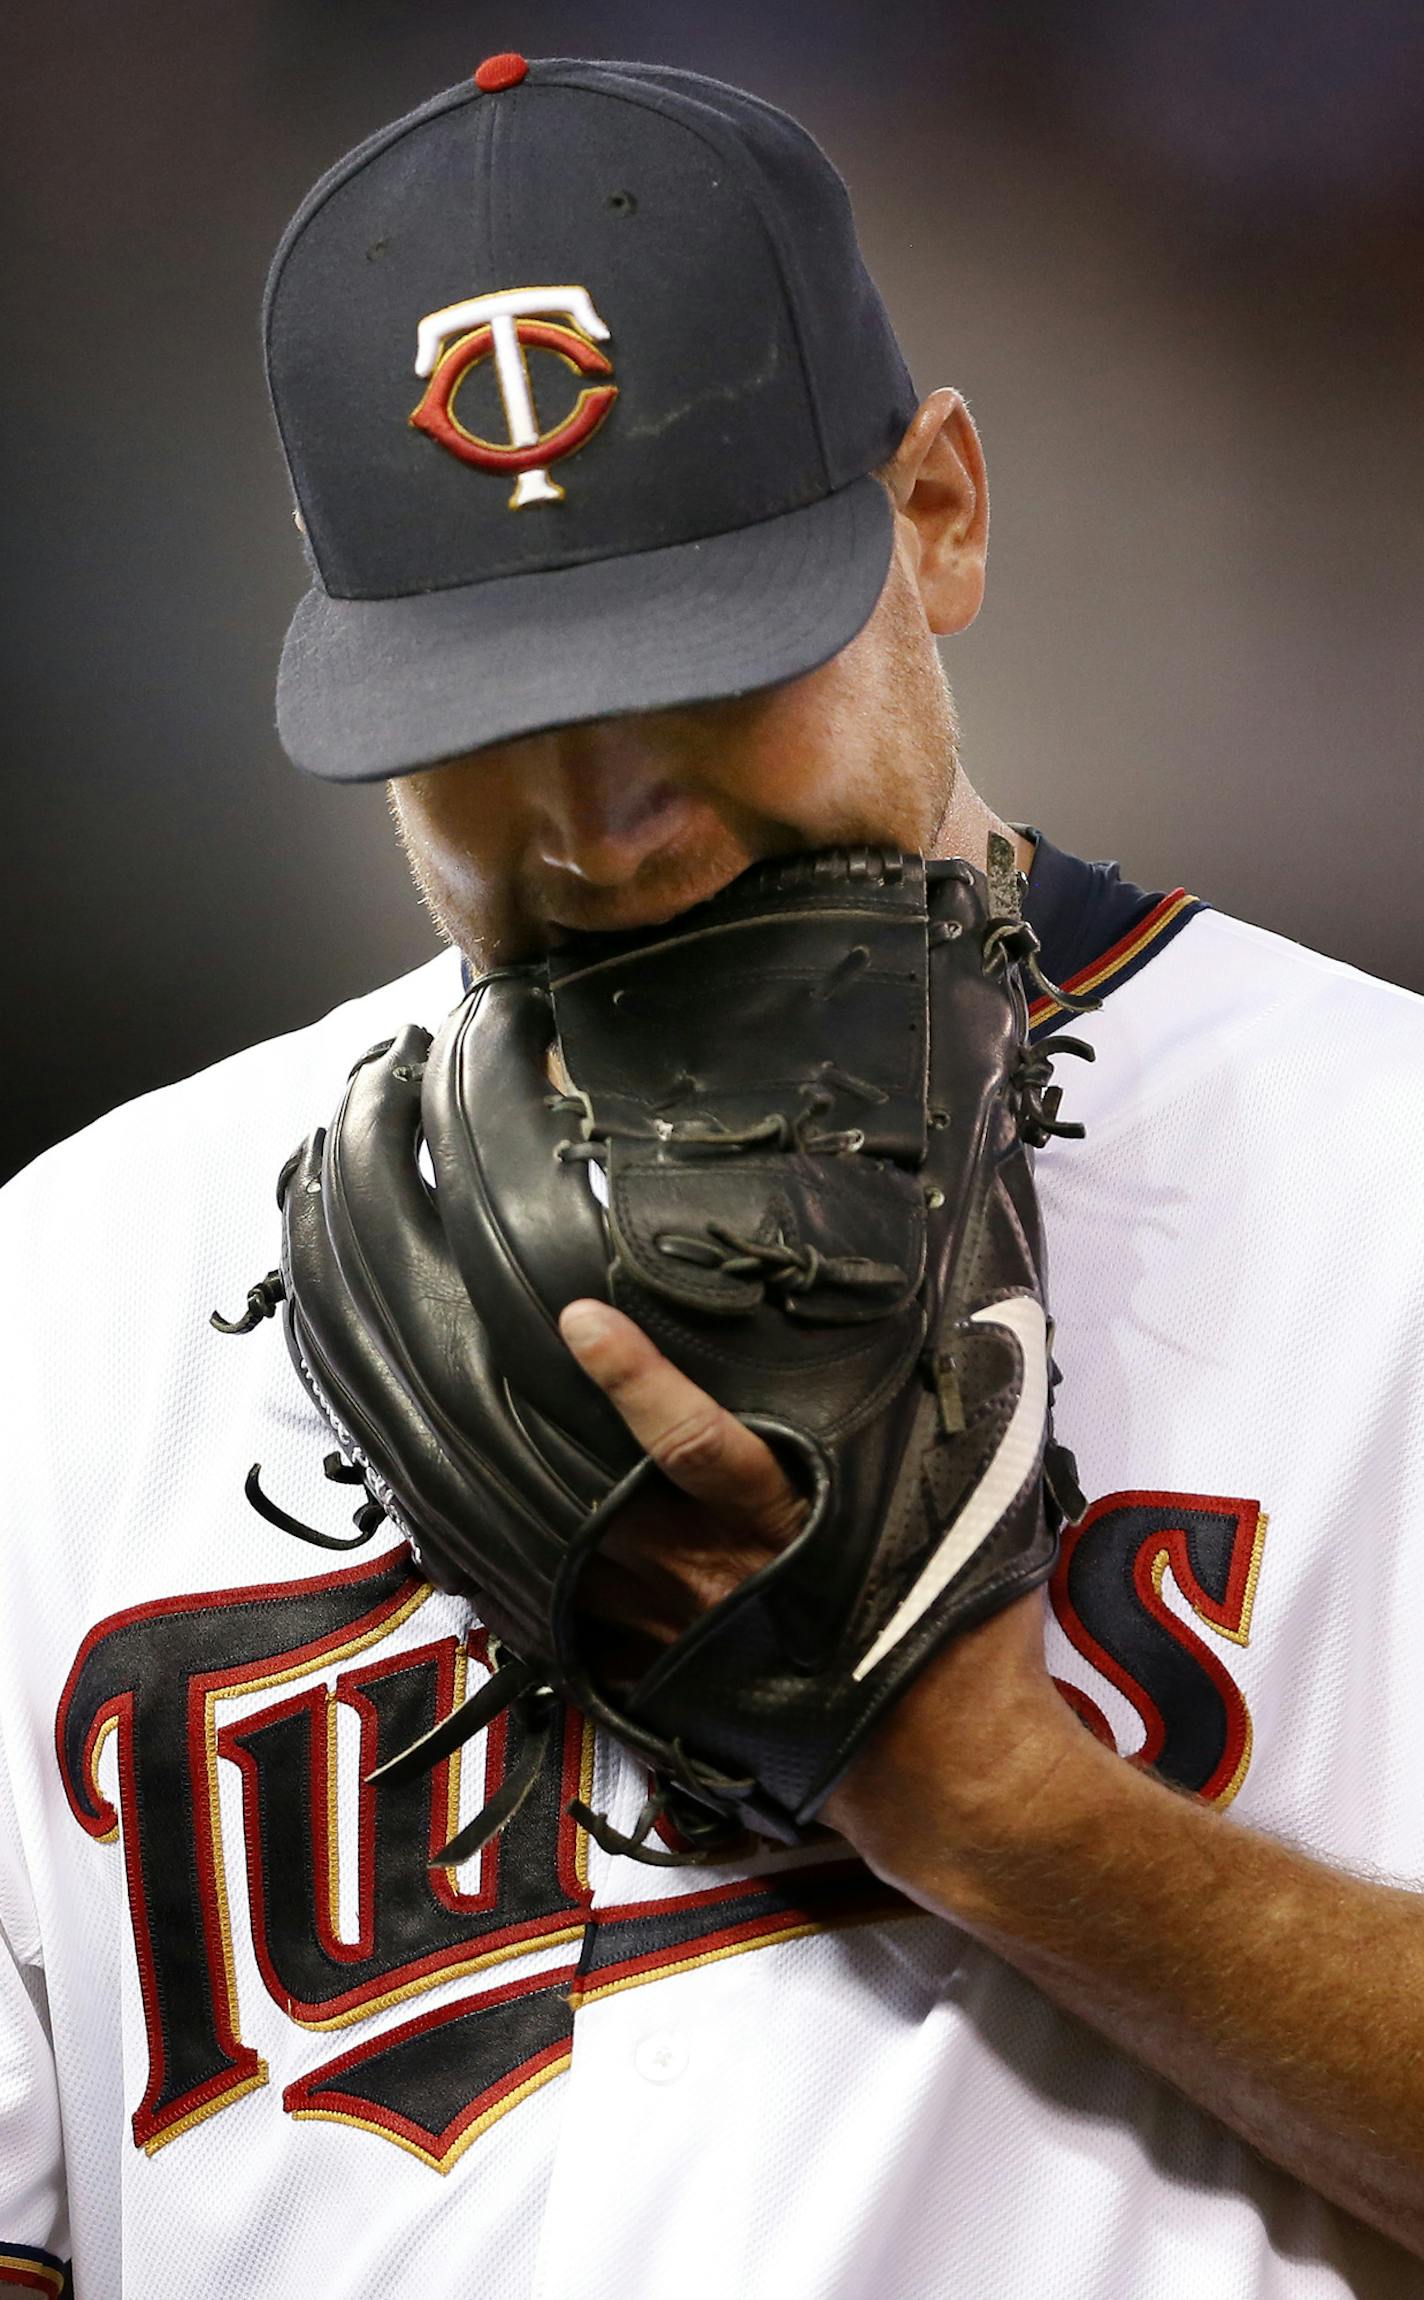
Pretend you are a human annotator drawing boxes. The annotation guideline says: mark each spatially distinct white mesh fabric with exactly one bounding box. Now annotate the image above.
[0,912,1421,2295]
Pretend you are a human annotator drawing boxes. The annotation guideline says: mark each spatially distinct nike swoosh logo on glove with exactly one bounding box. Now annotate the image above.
[851,1294,1049,1682]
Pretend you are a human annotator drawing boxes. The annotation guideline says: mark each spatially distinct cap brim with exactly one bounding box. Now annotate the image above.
[276,474,894,783]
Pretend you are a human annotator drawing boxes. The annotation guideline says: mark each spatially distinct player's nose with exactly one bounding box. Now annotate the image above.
[524,722,704,887]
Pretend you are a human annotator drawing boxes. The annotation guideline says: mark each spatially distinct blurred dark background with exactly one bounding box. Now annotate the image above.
[4,0,1422,1184]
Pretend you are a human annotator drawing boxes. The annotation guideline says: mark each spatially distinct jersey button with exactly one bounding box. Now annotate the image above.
[634,2026,690,2084]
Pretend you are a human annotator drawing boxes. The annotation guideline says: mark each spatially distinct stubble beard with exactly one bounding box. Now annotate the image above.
[382,611,964,975]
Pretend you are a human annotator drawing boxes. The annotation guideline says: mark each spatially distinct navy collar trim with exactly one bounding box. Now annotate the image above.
[1018,825,1206,1035]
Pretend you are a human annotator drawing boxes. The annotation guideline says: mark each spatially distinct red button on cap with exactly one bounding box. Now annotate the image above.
[474,52,529,91]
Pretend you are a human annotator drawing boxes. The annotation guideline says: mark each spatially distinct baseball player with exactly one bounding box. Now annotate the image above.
[3,53,1424,2300]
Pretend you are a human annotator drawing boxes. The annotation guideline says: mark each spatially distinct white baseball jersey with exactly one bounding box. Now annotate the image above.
[3,832,1423,2298]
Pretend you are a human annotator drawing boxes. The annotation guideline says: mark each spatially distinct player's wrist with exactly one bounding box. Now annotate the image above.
[822,1646,1122,1931]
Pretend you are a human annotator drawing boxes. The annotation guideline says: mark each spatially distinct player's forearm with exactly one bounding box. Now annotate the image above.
[845,1726,1424,2259]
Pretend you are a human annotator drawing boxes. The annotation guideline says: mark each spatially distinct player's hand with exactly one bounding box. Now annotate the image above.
[558,1297,808,1693]
[559,1296,1086,1888]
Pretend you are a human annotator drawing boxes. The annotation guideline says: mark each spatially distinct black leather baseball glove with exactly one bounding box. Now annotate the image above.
[215,839,1094,1863]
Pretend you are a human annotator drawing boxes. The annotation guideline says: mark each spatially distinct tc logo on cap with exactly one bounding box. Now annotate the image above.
[410,285,618,508]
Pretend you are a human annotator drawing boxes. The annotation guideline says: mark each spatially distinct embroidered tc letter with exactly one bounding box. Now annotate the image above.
[410,285,618,507]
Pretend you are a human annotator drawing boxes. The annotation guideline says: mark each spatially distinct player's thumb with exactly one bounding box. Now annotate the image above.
[559,1299,806,1542]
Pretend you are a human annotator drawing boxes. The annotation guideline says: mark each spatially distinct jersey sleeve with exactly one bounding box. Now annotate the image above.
[0,1711,70,2296]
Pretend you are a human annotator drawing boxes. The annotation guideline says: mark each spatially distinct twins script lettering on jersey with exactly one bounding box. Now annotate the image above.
[55,1491,1265,2170]
[53,1548,895,2168]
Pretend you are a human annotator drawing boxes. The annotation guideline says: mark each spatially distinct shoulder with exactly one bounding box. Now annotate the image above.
[1157,904,1422,1031]
[0,944,467,1668]
[1036,901,1424,1309]
[2,943,464,1214]
[0,946,466,1386]
[1054,903,1424,1149]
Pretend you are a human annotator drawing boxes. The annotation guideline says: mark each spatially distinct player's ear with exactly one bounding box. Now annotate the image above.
[881,388,989,637]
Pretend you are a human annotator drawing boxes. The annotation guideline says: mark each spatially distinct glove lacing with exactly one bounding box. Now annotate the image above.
[368,1641,753,1869]
[206,1290,758,1868]
[211,876,1100,1872]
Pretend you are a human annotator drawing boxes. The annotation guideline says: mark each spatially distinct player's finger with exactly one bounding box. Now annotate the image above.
[559,1299,805,1540]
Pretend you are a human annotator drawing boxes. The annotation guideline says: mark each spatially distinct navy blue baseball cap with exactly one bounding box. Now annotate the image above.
[264,55,920,783]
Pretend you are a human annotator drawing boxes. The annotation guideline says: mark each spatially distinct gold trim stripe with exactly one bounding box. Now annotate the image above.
[1030,889,1199,1026]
